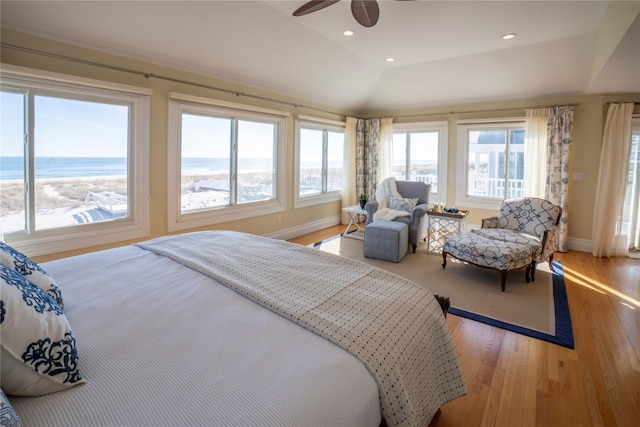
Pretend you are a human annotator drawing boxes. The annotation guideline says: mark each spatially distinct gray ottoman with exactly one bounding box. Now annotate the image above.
[364,220,409,262]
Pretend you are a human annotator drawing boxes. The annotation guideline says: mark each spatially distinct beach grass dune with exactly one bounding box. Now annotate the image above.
[0,174,252,233]
[1,176,128,212]
[1,176,129,233]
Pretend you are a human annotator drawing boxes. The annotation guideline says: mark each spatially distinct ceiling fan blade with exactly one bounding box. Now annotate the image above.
[351,0,380,28]
[293,0,341,17]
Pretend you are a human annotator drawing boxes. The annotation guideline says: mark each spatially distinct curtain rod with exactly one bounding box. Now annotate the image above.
[1,42,344,117]
[607,102,640,105]
[394,103,579,119]
[2,42,584,120]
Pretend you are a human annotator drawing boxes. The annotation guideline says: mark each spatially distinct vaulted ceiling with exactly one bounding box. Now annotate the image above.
[2,1,639,112]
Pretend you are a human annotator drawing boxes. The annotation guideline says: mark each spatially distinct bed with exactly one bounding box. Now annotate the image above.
[1,231,466,427]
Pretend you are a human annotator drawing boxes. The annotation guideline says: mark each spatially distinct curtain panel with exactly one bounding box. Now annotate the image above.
[355,118,381,201]
[378,117,394,181]
[524,108,548,198]
[545,105,574,252]
[343,117,391,224]
[342,117,358,224]
[591,103,634,257]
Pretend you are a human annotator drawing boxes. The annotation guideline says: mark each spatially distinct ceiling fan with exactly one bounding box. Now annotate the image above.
[293,0,414,28]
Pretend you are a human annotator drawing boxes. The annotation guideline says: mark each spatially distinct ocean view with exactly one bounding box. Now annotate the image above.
[0,157,277,180]
[0,156,278,233]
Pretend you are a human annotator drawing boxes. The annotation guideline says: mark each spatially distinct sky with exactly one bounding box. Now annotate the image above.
[2,91,438,163]
[1,92,280,159]
[181,113,276,159]
[299,128,344,166]
[392,131,439,163]
[1,92,129,157]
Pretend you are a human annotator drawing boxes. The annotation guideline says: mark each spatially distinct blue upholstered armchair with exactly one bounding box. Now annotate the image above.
[364,180,431,253]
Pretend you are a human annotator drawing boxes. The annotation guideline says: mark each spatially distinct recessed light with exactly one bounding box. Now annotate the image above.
[385,57,395,62]
[501,33,517,40]
[344,30,355,36]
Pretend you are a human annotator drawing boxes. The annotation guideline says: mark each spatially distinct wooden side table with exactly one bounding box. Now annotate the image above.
[342,204,368,240]
[426,209,469,253]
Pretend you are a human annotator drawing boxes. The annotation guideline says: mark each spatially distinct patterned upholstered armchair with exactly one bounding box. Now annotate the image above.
[442,198,561,291]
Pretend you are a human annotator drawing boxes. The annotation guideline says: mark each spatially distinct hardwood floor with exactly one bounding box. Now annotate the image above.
[289,225,640,427]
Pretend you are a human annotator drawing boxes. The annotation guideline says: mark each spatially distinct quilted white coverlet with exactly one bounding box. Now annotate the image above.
[137,231,466,427]
[10,244,381,426]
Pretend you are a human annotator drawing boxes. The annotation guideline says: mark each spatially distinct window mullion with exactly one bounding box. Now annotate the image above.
[322,130,329,193]
[230,119,238,206]
[405,133,411,180]
[26,92,35,233]
[505,130,512,199]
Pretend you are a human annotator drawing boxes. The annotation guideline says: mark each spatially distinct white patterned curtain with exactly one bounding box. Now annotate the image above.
[545,106,573,252]
[378,117,394,180]
[355,119,381,201]
[591,103,634,257]
[342,117,358,224]
[524,108,548,198]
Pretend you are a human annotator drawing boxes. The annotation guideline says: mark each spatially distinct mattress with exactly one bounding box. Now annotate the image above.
[8,245,381,426]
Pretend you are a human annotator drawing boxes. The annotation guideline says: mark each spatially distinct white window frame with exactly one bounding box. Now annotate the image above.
[0,64,150,256]
[294,115,345,209]
[392,121,448,205]
[623,119,640,250]
[455,118,525,210]
[167,93,288,231]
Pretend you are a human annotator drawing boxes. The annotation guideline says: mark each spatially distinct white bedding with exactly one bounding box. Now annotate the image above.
[8,245,381,426]
[136,231,466,426]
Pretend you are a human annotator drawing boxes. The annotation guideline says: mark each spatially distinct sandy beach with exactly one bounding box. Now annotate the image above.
[0,174,236,233]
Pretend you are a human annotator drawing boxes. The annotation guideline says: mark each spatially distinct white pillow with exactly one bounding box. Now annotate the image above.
[0,389,21,427]
[0,264,85,396]
[0,242,63,309]
[388,196,419,213]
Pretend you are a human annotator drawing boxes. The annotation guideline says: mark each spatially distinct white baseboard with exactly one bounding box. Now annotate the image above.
[567,237,591,253]
[266,216,594,253]
[264,215,342,241]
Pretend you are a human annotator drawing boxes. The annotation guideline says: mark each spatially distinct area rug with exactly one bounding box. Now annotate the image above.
[312,235,574,349]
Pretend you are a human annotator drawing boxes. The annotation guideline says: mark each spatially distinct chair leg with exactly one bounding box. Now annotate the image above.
[530,261,537,282]
[500,270,507,292]
[442,251,447,269]
[434,295,450,317]
[548,253,554,268]
[525,265,531,283]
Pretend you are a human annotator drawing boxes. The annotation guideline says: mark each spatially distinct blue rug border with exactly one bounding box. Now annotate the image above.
[311,235,575,349]
[449,261,574,349]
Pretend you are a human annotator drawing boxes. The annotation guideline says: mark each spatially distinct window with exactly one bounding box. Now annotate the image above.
[622,120,640,253]
[0,65,150,256]
[391,121,448,203]
[168,93,287,231]
[456,120,525,209]
[294,116,345,208]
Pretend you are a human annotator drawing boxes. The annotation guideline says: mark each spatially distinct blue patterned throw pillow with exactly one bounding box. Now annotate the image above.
[0,389,21,427]
[0,242,63,309]
[388,196,419,213]
[0,264,85,396]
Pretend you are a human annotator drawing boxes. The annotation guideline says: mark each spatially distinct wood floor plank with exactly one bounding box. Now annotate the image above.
[287,226,640,426]
[496,334,529,427]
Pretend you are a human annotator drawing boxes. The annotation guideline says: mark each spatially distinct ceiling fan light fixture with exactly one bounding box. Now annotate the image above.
[293,0,413,28]
[501,33,517,40]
